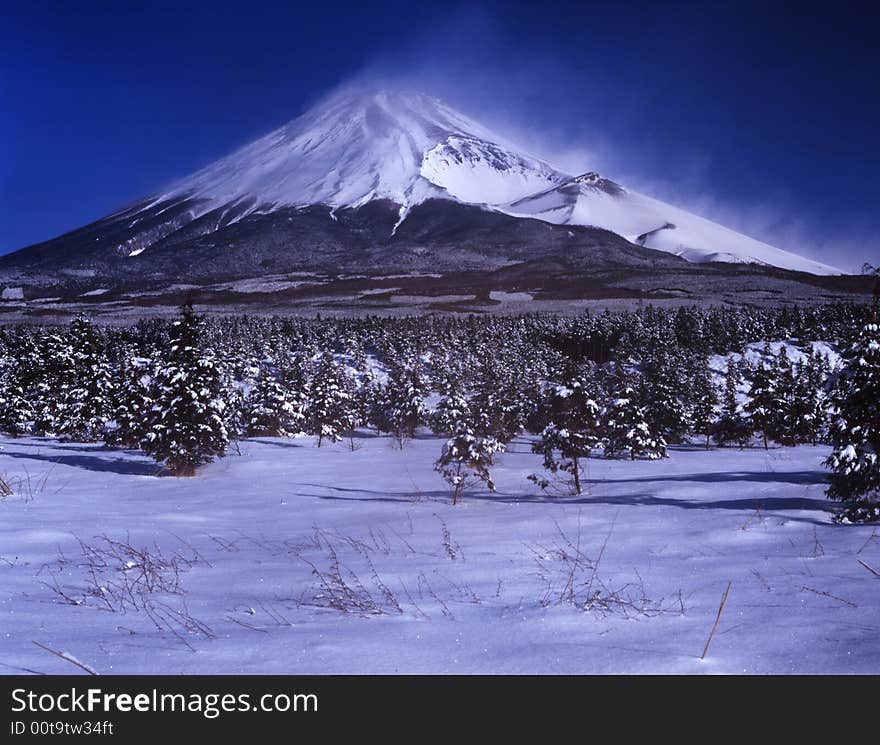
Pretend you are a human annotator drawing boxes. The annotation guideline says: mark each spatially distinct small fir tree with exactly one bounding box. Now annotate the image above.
[825,321,880,522]
[712,358,753,448]
[56,316,115,442]
[373,362,426,448]
[430,378,472,437]
[603,386,667,460]
[105,351,155,449]
[639,347,691,444]
[142,305,229,476]
[32,331,75,436]
[0,337,39,437]
[307,352,357,446]
[530,374,602,495]
[245,364,306,438]
[745,360,777,449]
[434,427,504,505]
[689,357,719,450]
[801,348,832,445]
[470,356,527,444]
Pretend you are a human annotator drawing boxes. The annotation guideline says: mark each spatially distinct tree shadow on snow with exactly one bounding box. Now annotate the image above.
[245,438,306,449]
[0,449,168,477]
[464,489,834,525]
[294,482,450,503]
[293,477,834,525]
[2,440,119,454]
[600,470,828,486]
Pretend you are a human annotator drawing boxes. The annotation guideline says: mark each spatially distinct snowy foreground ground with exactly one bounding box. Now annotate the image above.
[1,434,878,675]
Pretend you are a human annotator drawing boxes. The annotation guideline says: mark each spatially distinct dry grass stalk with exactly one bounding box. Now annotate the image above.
[701,581,732,660]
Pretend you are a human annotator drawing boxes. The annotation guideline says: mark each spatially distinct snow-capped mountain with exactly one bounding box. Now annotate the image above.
[0,87,844,293]
[142,87,835,275]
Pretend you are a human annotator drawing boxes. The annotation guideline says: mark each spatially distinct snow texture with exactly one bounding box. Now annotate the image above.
[1,434,877,674]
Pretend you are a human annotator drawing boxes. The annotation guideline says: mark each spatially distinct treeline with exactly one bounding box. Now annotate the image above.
[0,302,875,520]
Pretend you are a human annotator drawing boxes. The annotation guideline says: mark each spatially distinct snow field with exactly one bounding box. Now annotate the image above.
[1,434,878,674]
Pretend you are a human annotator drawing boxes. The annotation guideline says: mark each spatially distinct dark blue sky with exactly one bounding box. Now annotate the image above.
[1,0,877,270]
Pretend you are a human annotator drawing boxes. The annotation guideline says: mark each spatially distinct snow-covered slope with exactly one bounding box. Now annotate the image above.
[506,174,838,274]
[159,89,565,225]
[135,88,838,275]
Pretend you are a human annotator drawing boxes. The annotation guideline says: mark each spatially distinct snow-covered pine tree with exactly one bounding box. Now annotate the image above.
[434,427,504,504]
[801,348,832,445]
[105,350,154,449]
[0,334,38,437]
[825,320,880,522]
[306,351,357,446]
[0,375,33,437]
[220,372,248,446]
[348,368,376,444]
[279,350,312,428]
[689,356,719,449]
[712,358,752,448]
[470,355,526,444]
[745,357,778,449]
[245,363,306,438]
[768,345,801,446]
[32,331,75,436]
[345,335,370,374]
[56,315,115,442]
[142,305,229,476]
[373,361,426,448]
[639,343,692,444]
[770,353,810,446]
[603,386,667,460]
[430,377,471,437]
[673,305,705,351]
[530,372,602,494]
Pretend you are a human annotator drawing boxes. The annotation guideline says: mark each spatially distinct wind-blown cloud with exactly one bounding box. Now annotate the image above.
[321,7,877,273]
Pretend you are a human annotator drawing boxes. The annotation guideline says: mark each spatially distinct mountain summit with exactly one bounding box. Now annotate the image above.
[162,89,562,220]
